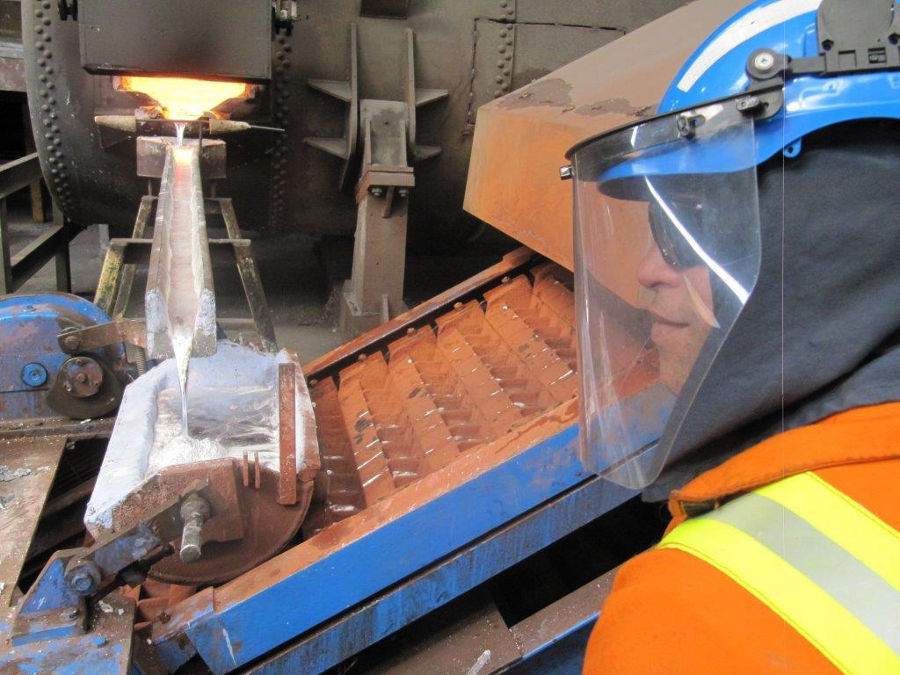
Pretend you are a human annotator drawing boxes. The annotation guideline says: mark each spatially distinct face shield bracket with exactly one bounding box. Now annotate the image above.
[746,0,900,94]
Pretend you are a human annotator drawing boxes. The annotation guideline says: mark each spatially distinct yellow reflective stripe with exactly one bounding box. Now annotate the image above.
[661,517,900,674]
[756,472,900,591]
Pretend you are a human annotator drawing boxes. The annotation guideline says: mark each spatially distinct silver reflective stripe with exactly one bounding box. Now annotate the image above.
[706,492,900,654]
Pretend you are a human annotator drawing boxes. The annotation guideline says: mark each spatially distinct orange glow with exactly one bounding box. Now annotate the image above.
[119,76,249,120]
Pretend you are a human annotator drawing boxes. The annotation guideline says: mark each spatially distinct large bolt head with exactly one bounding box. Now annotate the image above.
[65,562,101,595]
[59,356,103,398]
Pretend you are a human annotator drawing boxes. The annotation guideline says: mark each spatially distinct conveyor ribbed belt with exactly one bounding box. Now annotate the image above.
[305,261,577,534]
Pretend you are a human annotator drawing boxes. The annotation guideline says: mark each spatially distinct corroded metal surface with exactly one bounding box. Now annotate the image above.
[303,246,538,379]
[0,435,65,609]
[278,363,298,505]
[304,260,577,534]
[464,0,755,270]
[125,578,197,633]
[149,252,660,671]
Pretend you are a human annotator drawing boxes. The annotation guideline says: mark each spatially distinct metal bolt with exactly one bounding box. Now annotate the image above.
[179,494,211,563]
[63,334,81,350]
[21,363,48,387]
[559,165,574,181]
[753,52,775,72]
[369,186,384,198]
[398,188,410,199]
[65,561,101,595]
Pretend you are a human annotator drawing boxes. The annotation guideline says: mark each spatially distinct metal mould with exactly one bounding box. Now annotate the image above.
[144,143,217,361]
[136,137,226,181]
[307,259,578,530]
[86,343,320,585]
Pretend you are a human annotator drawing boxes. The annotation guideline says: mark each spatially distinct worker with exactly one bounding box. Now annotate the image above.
[566,0,900,671]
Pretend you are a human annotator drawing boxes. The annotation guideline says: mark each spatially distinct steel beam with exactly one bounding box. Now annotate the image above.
[151,422,635,672]
[0,197,10,293]
[113,195,155,319]
[0,153,41,201]
[247,471,632,674]
[6,222,81,293]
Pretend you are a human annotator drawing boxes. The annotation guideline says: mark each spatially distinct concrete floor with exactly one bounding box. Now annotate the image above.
[6,203,504,365]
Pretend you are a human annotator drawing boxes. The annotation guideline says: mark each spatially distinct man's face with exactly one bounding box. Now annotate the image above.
[637,241,714,393]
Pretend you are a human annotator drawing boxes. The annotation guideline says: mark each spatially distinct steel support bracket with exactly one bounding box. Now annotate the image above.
[58,318,148,353]
[11,481,217,648]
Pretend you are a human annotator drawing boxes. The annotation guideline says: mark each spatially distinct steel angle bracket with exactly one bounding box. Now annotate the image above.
[151,422,635,673]
[304,24,360,189]
[1,594,137,675]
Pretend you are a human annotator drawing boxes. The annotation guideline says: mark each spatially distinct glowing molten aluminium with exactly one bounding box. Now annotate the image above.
[119,76,249,120]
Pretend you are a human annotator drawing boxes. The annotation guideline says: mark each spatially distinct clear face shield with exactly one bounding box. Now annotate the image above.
[571,101,762,489]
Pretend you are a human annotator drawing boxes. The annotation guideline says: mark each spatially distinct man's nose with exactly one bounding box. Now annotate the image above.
[637,243,682,290]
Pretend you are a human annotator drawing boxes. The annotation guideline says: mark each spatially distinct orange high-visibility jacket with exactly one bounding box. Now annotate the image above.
[584,403,900,674]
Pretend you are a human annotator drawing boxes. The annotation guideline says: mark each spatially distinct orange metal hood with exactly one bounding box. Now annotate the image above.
[463,0,754,271]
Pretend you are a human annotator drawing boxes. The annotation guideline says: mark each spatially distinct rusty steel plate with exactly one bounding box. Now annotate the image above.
[463,0,755,271]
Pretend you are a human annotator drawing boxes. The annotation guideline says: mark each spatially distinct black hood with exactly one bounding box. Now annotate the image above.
[645,120,900,501]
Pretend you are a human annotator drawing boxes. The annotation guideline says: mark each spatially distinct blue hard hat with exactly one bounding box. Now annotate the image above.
[579,0,900,183]
[661,0,900,166]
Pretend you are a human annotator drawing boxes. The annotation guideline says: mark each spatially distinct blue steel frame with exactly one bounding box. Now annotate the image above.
[153,423,637,673]
[0,293,116,420]
[1,580,136,674]
[247,465,632,673]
